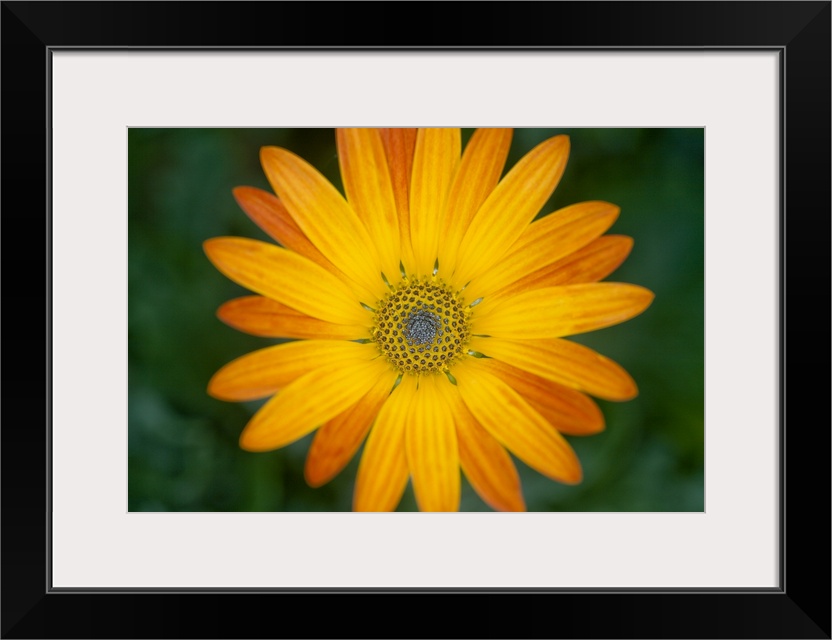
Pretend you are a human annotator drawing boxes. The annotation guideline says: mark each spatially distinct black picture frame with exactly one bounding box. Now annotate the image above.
[2,2,829,638]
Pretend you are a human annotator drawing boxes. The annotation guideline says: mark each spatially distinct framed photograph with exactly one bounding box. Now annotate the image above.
[3,2,829,638]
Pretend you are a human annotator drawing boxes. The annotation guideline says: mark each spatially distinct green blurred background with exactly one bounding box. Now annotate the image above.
[128,128,704,512]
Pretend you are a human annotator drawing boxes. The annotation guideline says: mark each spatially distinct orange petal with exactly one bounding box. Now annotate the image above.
[479,359,604,436]
[232,186,341,277]
[494,235,634,297]
[260,146,385,297]
[438,128,513,277]
[470,336,638,401]
[336,129,401,281]
[474,283,654,339]
[239,355,390,452]
[304,372,395,487]
[204,237,369,326]
[217,296,367,340]
[453,135,570,286]
[208,340,375,402]
[409,128,461,277]
[436,379,525,512]
[379,128,417,273]
[465,201,620,301]
[456,360,582,485]
[353,374,416,512]
[405,375,460,512]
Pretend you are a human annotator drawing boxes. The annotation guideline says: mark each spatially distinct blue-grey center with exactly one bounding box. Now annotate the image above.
[372,277,472,374]
[403,308,442,347]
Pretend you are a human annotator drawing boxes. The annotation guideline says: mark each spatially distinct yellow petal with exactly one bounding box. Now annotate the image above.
[353,374,416,512]
[232,186,341,278]
[208,340,375,402]
[453,135,570,286]
[409,128,461,277]
[304,371,396,487]
[336,128,401,281]
[479,359,604,436]
[239,355,389,452]
[438,128,513,277]
[465,201,620,302]
[455,360,582,484]
[204,237,369,326]
[474,283,654,339]
[379,128,417,273]
[435,379,525,512]
[260,146,385,297]
[470,336,638,401]
[217,296,367,340]
[494,235,634,297]
[405,375,460,512]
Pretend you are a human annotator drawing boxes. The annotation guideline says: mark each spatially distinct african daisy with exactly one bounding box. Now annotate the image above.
[204,128,654,512]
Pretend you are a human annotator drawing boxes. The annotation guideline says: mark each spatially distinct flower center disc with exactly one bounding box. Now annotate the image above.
[372,277,471,374]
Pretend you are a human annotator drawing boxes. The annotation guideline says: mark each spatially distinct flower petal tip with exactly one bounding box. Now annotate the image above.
[548,134,570,156]
[202,236,230,261]
[303,466,328,489]
[494,495,527,513]
[601,201,621,218]
[238,430,271,453]
[206,377,221,399]
[231,185,269,213]
[215,302,231,324]
[636,286,656,312]
[613,283,656,319]
[205,370,241,403]
[581,422,607,436]
[562,463,583,485]
[611,371,639,402]
[259,145,278,159]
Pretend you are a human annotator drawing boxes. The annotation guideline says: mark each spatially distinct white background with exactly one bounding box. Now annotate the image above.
[51,52,779,588]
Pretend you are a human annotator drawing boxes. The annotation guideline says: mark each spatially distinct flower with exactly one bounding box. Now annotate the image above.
[204,128,654,512]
